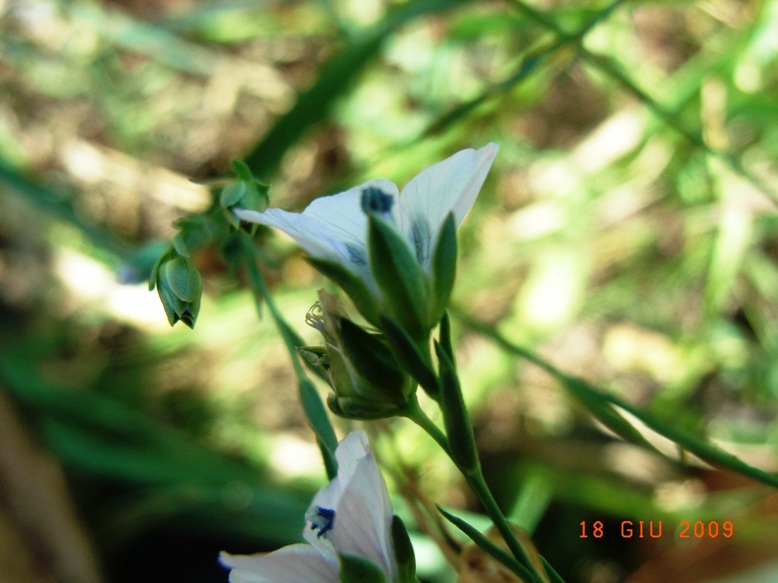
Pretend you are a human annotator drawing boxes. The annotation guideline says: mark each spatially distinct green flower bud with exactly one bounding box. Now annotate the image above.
[150,252,203,329]
[305,291,414,420]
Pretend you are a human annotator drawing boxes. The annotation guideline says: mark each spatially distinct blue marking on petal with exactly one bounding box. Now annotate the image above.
[308,506,336,538]
[361,187,394,214]
[345,243,368,268]
[410,218,430,265]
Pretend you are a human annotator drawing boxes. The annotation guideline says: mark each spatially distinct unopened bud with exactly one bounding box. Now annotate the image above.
[150,253,203,329]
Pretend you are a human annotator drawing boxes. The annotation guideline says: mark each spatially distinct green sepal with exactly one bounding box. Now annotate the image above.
[148,246,171,291]
[231,159,255,182]
[156,278,183,327]
[392,516,416,583]
[220,180,246,207]
[154,254,203,329]
[172,234,190,258]
[328,393,409,420]
[380,316,438,399]
[339,553,388,583]
[368,214,429,338]
[306,257,380,325]
[220,160,270,222]
[438,312,455,367]
[435,341,478,472]
[338,318,409,400]
[437,506,532,582]
[164,256,202,302]
[430,213,457,324]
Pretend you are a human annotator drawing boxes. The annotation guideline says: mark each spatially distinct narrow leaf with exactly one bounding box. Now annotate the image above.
[437,506,533,582]
[435,342,478,472]
[299,377,338,480]
[456,310,778,489]
[391,516,416,583]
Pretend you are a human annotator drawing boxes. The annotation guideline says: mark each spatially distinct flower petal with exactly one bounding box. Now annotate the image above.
[398,143,499,268]
[219,545,338,583]
[305,430,396,580]
[235,179,399,277]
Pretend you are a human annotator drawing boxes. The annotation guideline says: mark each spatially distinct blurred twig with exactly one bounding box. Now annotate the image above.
[0,388,104,583]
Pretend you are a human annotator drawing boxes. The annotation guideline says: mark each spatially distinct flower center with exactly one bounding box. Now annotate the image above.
[307,506,336,538]
[360,187,394,215]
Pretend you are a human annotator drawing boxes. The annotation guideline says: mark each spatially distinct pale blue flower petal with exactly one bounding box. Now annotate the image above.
[398,143,499,269]
[306,430,396,581]
[234,206,351,267]
[221,431,396,583]
[219,545,338,583]
[235,179,399,277]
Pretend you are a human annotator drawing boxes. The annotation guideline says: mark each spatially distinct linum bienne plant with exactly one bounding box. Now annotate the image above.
[151,144,559,582]
[228,144,556,582]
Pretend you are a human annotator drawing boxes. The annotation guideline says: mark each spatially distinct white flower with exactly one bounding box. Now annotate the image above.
[234,144,499,288]
[220,430,396,583]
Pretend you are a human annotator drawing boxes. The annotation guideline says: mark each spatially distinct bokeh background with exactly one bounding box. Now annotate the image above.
[1,0,778,581]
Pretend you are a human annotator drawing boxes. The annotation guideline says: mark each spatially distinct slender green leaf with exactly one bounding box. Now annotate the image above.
[391,515,417,583]
[435,341,478,472]
[299,377,338,479]
[437,506,533,582]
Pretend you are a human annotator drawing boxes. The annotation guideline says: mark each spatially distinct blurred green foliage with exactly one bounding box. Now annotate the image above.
[1,0,778,582]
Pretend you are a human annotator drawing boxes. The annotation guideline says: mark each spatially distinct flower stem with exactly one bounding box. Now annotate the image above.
[404,396,451,458]
[463,469,544,583]
[405,397,548,583]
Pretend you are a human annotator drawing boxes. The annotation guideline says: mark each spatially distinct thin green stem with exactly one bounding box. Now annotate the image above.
[239,231,306,377]
[239,231,338,474]
[405,396,548,583]
[404,396,451,458]
[463,470,544,583]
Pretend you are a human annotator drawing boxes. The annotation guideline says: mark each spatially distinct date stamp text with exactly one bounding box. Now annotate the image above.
[579,520,734,540]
